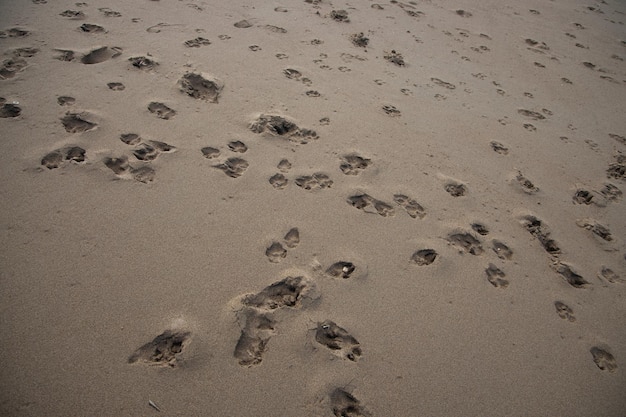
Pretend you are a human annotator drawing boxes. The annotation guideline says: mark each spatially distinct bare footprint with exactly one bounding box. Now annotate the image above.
[128,330,191,367]
[552,263,589,288]
[315,320,362,361]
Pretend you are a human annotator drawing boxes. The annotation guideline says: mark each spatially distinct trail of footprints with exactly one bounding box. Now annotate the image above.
[3,2,623,412]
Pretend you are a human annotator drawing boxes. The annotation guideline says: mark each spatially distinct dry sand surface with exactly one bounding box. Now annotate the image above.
[1,0,626,415]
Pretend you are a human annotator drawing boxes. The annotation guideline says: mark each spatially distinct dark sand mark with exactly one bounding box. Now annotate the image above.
[80,23,105,33]
[521,215,561,255]
[184,37,211,47]
[179,73,223,103]
[60,10,85,19]
[490,141,509,154]
[456,9,472,17]
[104,156,156,183]
[431,78,456,89]
[554,301,575,322]
[315,320,362,361]
[215,157,248,178]
[250,114,317,144]
[330,10,350,22]
[61,112,97,133]
[148,102,176,119]
[243,275,316,311]
[553,263,589,288]
[107,82,125,91]
[471,223,489,236]
[340,154,371,175]
[104,156,130,175]
[129,56,158,70]
[607,154,625,180]
[228,141,247,153]
[598,267,622,283]
[201,147,220,159]
[411,249,437,265]
[264,25,287,34]
[448,232,483,255]
[590,347,617,372]
[0,103,21,118]
[444,183,467,197]
[295,173,333,190]
[382,104,401,116]
[609,133,626,146]
[269,174,288,189]
[393,194,426,219]
[575,218,613,242]
[326,261,356,279]
[330,388,369,417]
[492,240,513,260]
[120,133,140,145]
[306,90,320,97]
[351,33,369,47]
[348,194,395,217]
[98,7,121,17]
[266,242,287,263]
[283,68,302,80]
[284,228,300,248]
[57,96,75,107]
[128,330,190,367]
[81,46,122,64]
[54,50,75,62]
[518,109,546,120]
[234,20,252,28]
[516,172,539,193]
[11,47,39,58]
[486,264,508,288]
[384,50,405,66]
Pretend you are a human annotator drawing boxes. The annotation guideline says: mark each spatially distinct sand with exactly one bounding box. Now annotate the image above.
[1,0,625,415]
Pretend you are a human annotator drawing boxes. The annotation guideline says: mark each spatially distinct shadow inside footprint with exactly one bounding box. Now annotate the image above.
[315,320,362,361]
[128,330,190,367]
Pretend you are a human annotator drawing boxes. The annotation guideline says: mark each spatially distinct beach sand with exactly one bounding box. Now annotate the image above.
[1,0,625,415]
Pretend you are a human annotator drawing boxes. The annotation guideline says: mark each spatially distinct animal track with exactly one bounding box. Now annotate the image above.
[521,215,561,255]
[326,261,356,279]
[129,56,158,70]
[515,172,539,193]
[330,388,369,417]
[148,102,176,119]
[576,218,613,242]
[128,330,191,367]
[228,141,247,153]
[444,182,467,197]
[315,320,362,361]
[382,104,401,116]
[492,240,513,260]
[283,228,300,248]
[554,301,575,322]
[486,264,508,288]
[411,249,437,265]
[266,242,287,263]
[330,10,350,22]
[295,173,333,190]
[41,146,86,169]
[250,114,318,144]
[104,156,156,183]
[552,263,589,288]
[179,73,223,103]
[61,112,97,133]
[518,109,545,120]
[590,347,617,372]
[598,266,623,283]
[133,140,176,161]
[120,133,140,145]
[184,37,211,47]
[393,194,426,219]
[384,50,405,66]
[278,159,292,172]
[347,193,395,217]
[447,232,483,255]
[0,57,28,79]
[431,78,456,89]
[80,23,105,33]
[269,173,288,189]
[107,82,124,91]
[490,141,509,155]
[215,157,248,178]
[340,154,371,175]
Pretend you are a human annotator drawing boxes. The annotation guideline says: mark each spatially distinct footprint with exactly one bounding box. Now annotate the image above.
[330,10,350,22]
[184,37,211,47]
[515,172,539,193]
[552,263,589,288]
[107,82,125,91]
[80,46,122,64]
[306,90,321,97]
[228,140,247,153]
[266,242,287,263]
[347,194,372,210]
[128,330,191,367]
[0,57,28,79]
[284,228,300,248]
[315,320,362,361]
[277,159,292,172]
[250,114,318,144]
[384,50,405,66]
[120,133,141,146]
[61,112,97,133]
[575,218,613,242]
[326,261,356,279]
[521,215,561,255]
[492,240,513,260]
[523,123,536,132]
[57,96,76,106]
[283,68,302,80]
[59,10,85,19]
[598,266,623,284]
[444,182,467,197]
[393,194,425,219]
[234,20,253,28]
[80,23,105,33]
[243,275,317,311]
[0,103,21,118]
[572,189,594,205]
[431,78,456,89]
[54,50,75,62]
[133,140,176,161]
[129,56,158,70]
[215,157,248,178]
[486,264,508,288]
[104,156,155,183]
[148,102,176,119]
[373,200,395,217]
[41,146,86,169]
[351,32,369,47]
[330,388,369,417]
[234,311,275,367]
[98,7,121,17]
[490,141,509,155]
[590,347,617,372]
[471,222,489,236]
[456,9,472,17]
[269,173,288,189]
[295,173,333,190]
[447,232,483,255]
[348,194,394,217]
[411,249,437,265]
[340,154,371,175]
[201,146,220,159]
[382,104,401,116]
[179,73,223,103]
[554,301,575,322]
